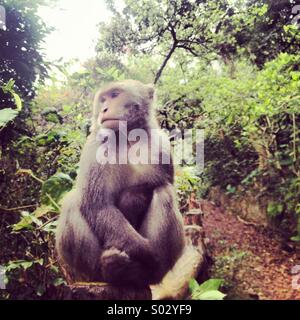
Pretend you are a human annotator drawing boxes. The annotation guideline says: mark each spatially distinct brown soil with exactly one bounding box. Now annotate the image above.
[201,200,300,300]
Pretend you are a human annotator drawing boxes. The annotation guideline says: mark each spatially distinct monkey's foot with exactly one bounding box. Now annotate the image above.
[100,248,130,283]
[101,247,129,261]
[100,247,146,286]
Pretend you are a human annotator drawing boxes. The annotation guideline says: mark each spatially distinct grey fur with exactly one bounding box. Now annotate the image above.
[56,80,185,287]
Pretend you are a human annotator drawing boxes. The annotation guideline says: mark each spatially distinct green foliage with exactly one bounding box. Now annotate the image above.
[175,166,200,211]
[0,0,52,108]
[2,168,72,298]
[0,108,18,127]
[100,0,300,82]
[1,0,300,300]
[211,248,249,290]
[41,173,73,206]
[41,108,63,124]
[165,54,300,239]
[0,80,22,128]
[189,278,226,300]
[267,202,284,218]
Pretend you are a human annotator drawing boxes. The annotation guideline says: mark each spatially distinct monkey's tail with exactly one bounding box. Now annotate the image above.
[150,245,203,300]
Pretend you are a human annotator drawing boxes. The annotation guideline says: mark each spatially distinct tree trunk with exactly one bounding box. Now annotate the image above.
[60,282,152,300]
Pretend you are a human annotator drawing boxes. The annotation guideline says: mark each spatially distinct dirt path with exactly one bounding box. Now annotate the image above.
[200,200,300,300]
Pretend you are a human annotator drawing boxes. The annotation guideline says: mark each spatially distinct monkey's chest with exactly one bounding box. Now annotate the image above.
[127,164,157,184]
[116,164,156,229]
[117,185,154,229]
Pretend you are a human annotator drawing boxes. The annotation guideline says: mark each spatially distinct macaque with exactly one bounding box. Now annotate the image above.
[56,79,185,287]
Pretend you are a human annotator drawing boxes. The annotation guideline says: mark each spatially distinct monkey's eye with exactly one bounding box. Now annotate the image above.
[100,97,106,103]
[110,91,119,98]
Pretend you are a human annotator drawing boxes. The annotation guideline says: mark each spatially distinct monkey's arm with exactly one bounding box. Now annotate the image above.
[81,196,157,266]
[138,184,185,281]
[96,205,149,250]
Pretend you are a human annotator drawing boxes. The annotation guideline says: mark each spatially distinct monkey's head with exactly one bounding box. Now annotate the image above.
[92,79,155,132]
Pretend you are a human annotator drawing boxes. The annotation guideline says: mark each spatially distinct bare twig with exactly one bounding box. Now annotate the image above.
[37,215,58,230]
[154,41,178,84]
[0,204,37,212]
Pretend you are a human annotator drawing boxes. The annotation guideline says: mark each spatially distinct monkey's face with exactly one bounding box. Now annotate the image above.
[95,80,154,131]
[98,89,131,130]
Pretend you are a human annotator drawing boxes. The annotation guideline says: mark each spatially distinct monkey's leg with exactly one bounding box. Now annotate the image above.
[138,184,185,284]
[100,184,185,287]
[56,190,102,281]
[87,205,160,287]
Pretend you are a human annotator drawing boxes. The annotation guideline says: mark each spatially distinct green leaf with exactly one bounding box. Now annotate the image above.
[62,105,72,113]
[6,260,34,271]
[198,290,226,300]
[290,235,300,242]
[267,202,284,218]
[12,211,42,231]
[0,108,19,127]
[226,184,236,194]
[41,173,73,205]
[33,205,54,217]
[197,279,224,292]
[35,259,44,266]
[12,215,34,231]
[41,108,62,123]
[1,79,15,93]
[190,278,226,300]
[12,92,22,111]
[189,278,199,292]
[53,277,66,286]
[21,261,34,270]
[41,220,58,233]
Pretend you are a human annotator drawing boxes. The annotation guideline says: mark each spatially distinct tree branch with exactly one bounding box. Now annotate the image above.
[177,44,200,57]
[154,41,177,84]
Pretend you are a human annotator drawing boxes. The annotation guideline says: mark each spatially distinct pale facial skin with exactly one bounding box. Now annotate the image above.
[98,88,133,130]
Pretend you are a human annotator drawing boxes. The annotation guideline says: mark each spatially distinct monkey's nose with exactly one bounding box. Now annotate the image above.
[103,107,108,113]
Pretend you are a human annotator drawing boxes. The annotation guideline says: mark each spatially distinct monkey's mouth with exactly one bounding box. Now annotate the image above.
[101,118,125,129]
[101,118,121,124]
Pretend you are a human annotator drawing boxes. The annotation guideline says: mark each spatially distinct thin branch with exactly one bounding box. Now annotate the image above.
[0,204,37,212]
[292,113,297,162]
[37,215,58,230]
[154,41,177,84]
[46,193,61,211]
[177,44,200,56]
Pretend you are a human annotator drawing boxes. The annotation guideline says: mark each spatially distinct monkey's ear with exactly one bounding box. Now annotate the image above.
[146,84,155,100]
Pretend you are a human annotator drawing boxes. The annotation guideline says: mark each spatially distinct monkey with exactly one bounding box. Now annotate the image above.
[55,79,185,288]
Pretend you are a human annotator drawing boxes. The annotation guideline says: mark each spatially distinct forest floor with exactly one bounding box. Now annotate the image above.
[200,200,300,300]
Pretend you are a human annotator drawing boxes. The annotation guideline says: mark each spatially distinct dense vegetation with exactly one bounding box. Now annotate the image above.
[0,0,299,299]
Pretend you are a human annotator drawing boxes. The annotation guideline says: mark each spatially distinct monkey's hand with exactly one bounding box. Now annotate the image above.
[101,248,129,274]
[100,248,141,286]
[100,247,156,287]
